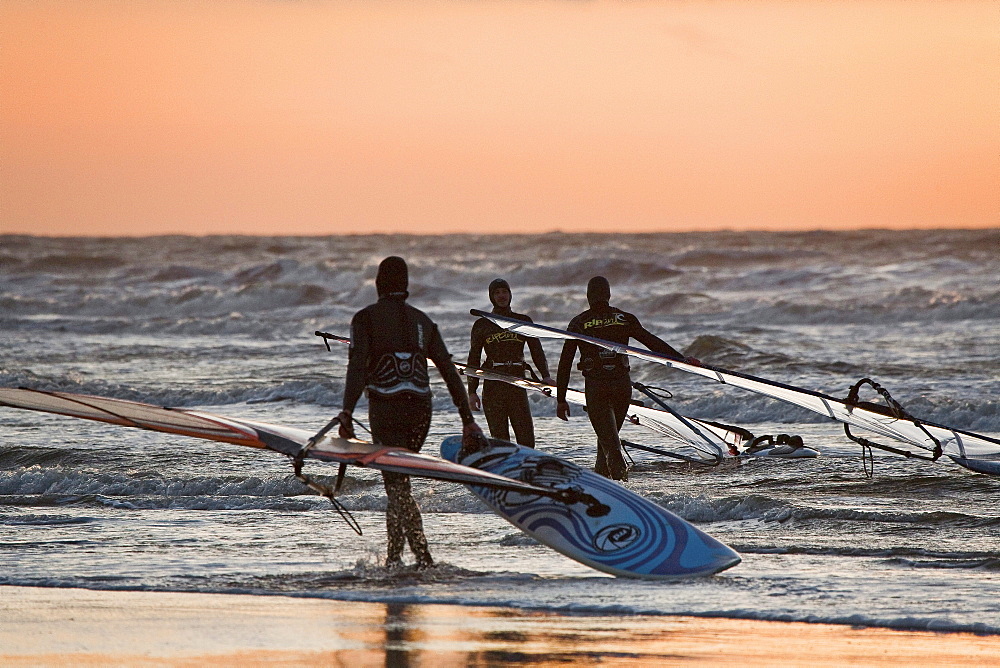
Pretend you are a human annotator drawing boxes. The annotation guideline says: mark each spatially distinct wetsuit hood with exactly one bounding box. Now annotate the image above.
[587,276,611,307]
[376,256,409,299]
[488,278,511,309]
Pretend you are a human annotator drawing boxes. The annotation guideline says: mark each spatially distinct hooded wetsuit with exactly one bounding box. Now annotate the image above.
[467,280,550,447]
[556,276,685,480]
[343,256,474,568]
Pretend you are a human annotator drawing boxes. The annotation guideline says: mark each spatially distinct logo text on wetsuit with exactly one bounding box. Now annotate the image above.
[486,330,523,345]
[593,523,641,551]
[582,314,627,331]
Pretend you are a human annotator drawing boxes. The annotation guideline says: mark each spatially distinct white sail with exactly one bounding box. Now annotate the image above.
[471,309,1000,474]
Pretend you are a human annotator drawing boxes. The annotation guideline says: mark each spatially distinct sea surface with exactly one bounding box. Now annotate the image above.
[1,230,998,634]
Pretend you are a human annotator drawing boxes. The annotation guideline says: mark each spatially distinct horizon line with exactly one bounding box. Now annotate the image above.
[3,225,999,240]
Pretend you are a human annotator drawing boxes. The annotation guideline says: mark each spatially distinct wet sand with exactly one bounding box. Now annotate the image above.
[2,585,998,667]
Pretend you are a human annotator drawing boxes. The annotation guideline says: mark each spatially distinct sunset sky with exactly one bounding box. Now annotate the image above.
[2,1,997,236]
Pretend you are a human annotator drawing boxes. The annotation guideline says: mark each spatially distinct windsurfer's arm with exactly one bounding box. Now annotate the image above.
[631,323,692,363]
[526,330,552,383]
[466,320,485,403]
[338,312,371,438]
[431,326,487,451]
[342,312,369,414]
[428,324,476,426]
[555,339,577,419]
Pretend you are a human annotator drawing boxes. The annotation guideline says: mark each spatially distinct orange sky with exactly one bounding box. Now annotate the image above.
[2,1,997,236]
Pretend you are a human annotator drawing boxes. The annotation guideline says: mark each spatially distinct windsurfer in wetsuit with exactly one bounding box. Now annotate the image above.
[337,256,485,570]
[467,279,554,447]
[555,276,700,481]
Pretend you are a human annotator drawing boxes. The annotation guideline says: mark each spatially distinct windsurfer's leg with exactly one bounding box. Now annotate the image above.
[482,380,512,441]
[605,374,633,480]
[600,433,628,481]
[383,471,431,568]
[611,374,633,432]
[402,398,434,568]
[382,471,408,566]
[370,395,434,568]
[585,381,627,480]
[507,386,535,448]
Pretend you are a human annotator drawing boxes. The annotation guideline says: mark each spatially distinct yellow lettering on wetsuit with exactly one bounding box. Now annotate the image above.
[582,314,627,331]
[486,330,523,345]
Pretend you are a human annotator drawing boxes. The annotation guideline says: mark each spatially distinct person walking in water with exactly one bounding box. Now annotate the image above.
[467,278,553,447]
[337,256,485,569]
[555,276,700,481]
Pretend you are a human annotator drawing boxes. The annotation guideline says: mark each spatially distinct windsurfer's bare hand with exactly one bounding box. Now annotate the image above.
[683,356,702,367]
[337,410,355,439]
[469,391,481,411]
[556,401,571,421]
[542,376,555,386]
[462,421,488,452]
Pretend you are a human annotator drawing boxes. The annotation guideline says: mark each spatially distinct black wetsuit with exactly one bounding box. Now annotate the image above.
[467,309,550,447]
[344,293,473,566]
[556,304,684,480]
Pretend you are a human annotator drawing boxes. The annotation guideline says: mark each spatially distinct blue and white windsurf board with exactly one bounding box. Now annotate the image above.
[441,436,740,579]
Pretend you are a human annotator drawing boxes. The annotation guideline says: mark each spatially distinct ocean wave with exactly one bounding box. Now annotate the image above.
[0,491,321,512]
[729,291,1000,326]
[0,467,485,514]
[651,492,1000,527]
[623,292,721,316]
[23,254,127,273]
[672,248,825,268]
[655,390,827,424]
[684,335,799,369]
[884,556,1000,571]
[0,469,311,499]
[0,294,59,312]
[5,280,997,335]
[0,513,95,526]
[498,532,541,546]
[695,610,1000,636]
[736,544,1000,562]
[0,371,344,408]
[5,365,999,433]
[0,447,89,469]
[147,265,223,283]
[522,257,683,286]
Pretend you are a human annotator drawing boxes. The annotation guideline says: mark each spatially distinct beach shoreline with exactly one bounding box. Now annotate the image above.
[2,585,998,667]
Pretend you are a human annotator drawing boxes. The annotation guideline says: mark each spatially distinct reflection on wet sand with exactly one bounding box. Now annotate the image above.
[1,586,998,667]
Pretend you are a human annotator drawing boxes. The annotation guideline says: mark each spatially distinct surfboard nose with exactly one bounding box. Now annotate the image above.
[708,548,742,574]
[680,531,741,576]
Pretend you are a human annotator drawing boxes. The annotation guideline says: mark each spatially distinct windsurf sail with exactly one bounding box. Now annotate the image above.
[459,363,730,464]
[0,387,611,518]
[470,309,1000,475]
